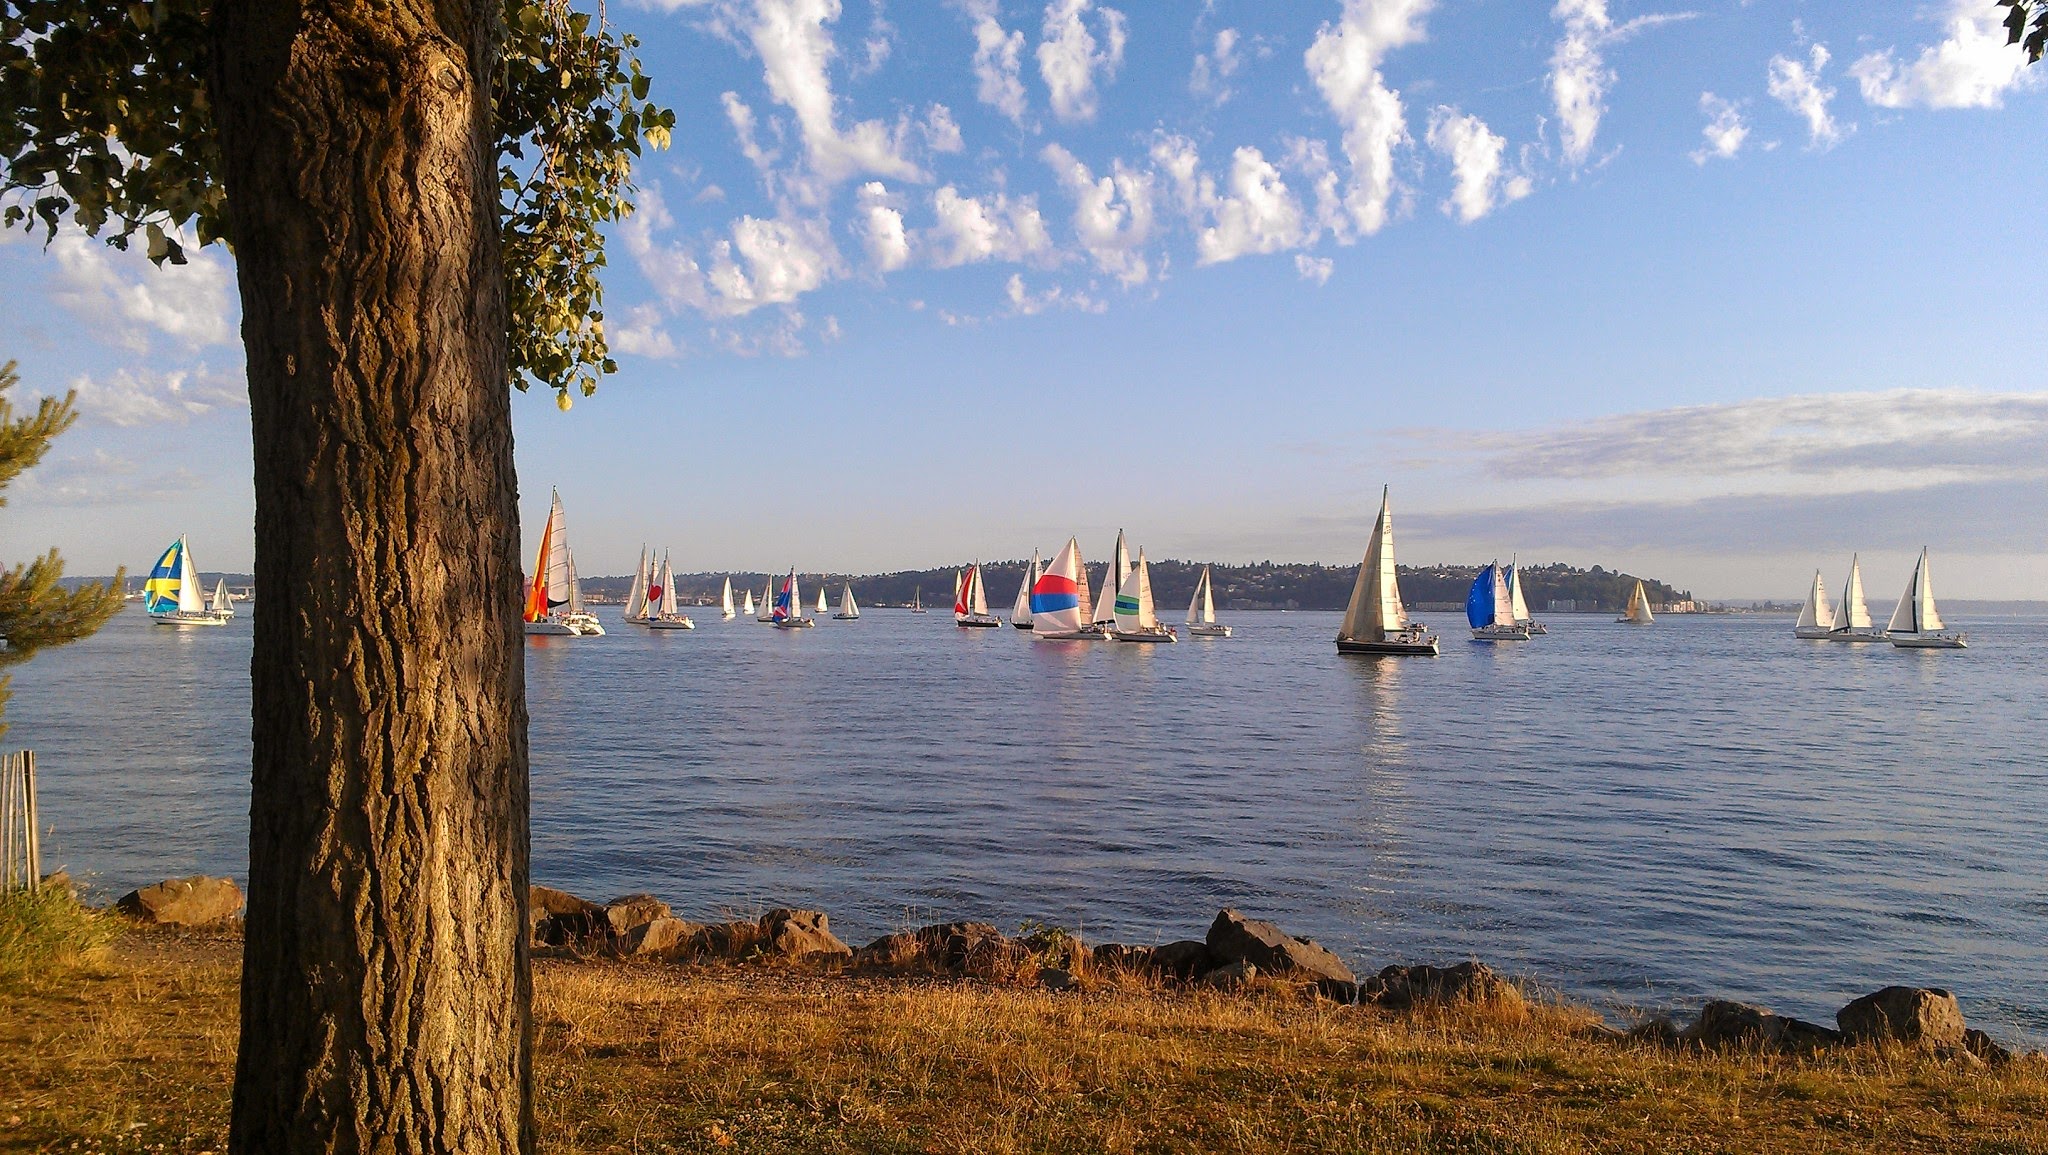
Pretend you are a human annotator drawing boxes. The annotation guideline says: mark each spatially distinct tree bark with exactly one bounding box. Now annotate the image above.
[209,4,532,1152]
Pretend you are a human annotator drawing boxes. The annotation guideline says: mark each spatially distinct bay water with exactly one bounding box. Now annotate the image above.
[13,604,2045,1044]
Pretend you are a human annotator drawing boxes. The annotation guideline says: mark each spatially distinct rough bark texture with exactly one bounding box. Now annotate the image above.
[210,3,532,1152]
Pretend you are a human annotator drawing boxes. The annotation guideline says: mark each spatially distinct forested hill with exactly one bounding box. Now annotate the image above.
[599,561,1692,614]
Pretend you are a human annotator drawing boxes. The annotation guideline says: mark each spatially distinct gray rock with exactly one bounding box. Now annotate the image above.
[1837,986,1967,1050]
[115,876,243,927]
[620,916,698,956]
[1963,1028,2013,1065]
[602,893,672,937]
[1202,960,1257,989]
[855,931,923,967]
[1205,910,1355,985]
[1150,940,1217,981]
[759,909,852,960]
[690,921,767,959]
[1312,978,1361,1004]
[1681,1000,1840,1052]
[1364,961,1522,1011]
[530,885,604,946]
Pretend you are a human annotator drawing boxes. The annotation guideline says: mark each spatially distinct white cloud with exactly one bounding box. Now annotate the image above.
[609,304,682,359]
[1196,146,1308,264]
[745,0,923,186]
[721,91,778,173]
[622,186,843,318]
[1767,45,1843,149]
[1303,0,1430,239]
[1549,0,1613,168]
[1851,0,2037,110]
[48,234,236,351]
[963,0,1030,125]
[1294,253,1334,284]
[1037,0,1128,123]
[923,104,965,153]
[1041,143,1154,284]
[856,181,912,272]
[1190,27,1242,105]
[1423,107,1529,223]
[65,365,245,427]
[1005,272,1106,315]
[924,186,1054,267]
[1690,92,1748,164]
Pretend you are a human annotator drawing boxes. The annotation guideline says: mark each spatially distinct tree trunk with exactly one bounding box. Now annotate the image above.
[209,4,532,1152]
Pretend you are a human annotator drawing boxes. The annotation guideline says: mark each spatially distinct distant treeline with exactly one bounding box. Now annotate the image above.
[594,560,1692,615]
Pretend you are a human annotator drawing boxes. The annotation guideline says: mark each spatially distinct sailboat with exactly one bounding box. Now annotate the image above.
[1083,529,1131,640]
[1827,555,1884,642]
[1794,570,1836,639]
[1616,579,1654,625]
[910,586,926,613]
[1185,564,1230,637]
[1505,557,1544,635]
[1887,548,1967,649]
[742,587,758,618]
[523,489,599,636]
[770,568,815,628]
[208,578,236,620]
[756,579,776,622]
[1467,562,1532,641]
[1011,550,1040,630]
[816,585,829,615]
[643,552,695,629]
[623,546,652,622]
[833,582,861,620]
[562,548,605,635]
[1030,536,1099,641]
[720,577,736,620]
[144,537,230,626]
[1111,548,1176,642]
[955,561,1002,627]
[1335,487,1438,655]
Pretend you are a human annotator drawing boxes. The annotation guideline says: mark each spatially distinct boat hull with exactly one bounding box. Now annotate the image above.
[646,617,695,630]
[1033,630,1106,641]
[955,615,1003,628]
[523,619,579,636]
[1890,633,1967,649]
[772,617,816,629]
[1793,626,1835,639]
[150,611,230,627]
[1112,628,1177,643]
[832,613,860,620]
[1825,628,1888,643]
[1522,622,1547,635]
[1187,624,1231,637]
[1010,620,1034,630]
[1336,636,1439,656]
[1470,624,1531,641]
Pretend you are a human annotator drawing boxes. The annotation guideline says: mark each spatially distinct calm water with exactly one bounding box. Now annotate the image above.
[13,603,2047,1043]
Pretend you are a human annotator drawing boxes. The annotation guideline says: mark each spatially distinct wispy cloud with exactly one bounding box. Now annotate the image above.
[47,234,236,351]
[60,365,246,427]
[1767,45,1845,149]
[1851,0,2039,110]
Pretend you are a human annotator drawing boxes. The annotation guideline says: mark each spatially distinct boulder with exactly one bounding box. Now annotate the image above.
[1681,1000,1840,1052]
[1364,962,1521,1011]
[602,894,672,937]
[115,876,243,927]
[1038,967,1077,992]
[530,886,605,946]
[690,921,767,959]
[1963,1028,2013,1065]
[1312,978,1361,1004]
[916,921,1013,971]
[759,909,852,961]
[1202,959,1257,990]
[1091,943,1155,974]
[1836,987,1967,1050]
[1150,940,1218,981]
[620,916,698,957]
[1206,910,1355,985]
[855,931,923,967]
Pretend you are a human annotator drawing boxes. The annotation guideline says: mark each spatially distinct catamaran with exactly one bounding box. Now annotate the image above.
[1467,561,1532,641]
[833,582,861,620]
[1111,548,1176,643]
[1887,548,1967,649]
[1616,579,1654,625]
[1083,529,1131,640]
[955,561,1002,627]
[144,536,230,626]
[1011,550,1040,630]
[1336,488,1438,655]
[1185,564,1230,637]
[1828,555,1884,642]
[770,569,815,629]
[523,490,601,635]
[1030,537,1099,641]
[1794,569,1836,639]
[720,577,736,620]
[1505,557,1544,634]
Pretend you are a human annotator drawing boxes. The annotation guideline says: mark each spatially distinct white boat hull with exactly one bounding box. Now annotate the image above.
[1794,626,1834,639]
[150,611,230,627]
[646,616,695,630]
[1187,624,1231,637]
[1890,632,1967,649]
[772,617,816,629]
[1471,624,1532,641]
[1826,628,1888,643]
[523,619,579,636]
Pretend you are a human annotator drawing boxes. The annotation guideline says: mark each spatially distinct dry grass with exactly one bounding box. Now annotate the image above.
[2,929,2045,1154]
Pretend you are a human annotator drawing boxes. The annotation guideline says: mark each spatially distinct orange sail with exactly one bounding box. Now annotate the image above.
[524,511,553,622]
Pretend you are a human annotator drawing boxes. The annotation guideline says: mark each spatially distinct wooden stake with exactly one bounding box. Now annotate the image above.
[24,751,37,893]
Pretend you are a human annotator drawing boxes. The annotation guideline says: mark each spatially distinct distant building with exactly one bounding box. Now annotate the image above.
[1547,599,1579,613]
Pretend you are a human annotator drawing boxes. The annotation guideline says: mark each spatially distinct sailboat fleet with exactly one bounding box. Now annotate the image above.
[1797,549,1967,648]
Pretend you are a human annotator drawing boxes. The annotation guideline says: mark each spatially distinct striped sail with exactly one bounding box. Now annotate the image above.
[523,506,555,622]
[1031,537,1087,636]
[1114,549,1159,631]
[144,538,189,614]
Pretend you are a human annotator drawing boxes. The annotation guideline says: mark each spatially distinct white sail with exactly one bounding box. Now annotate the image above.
[1839,555,1873,630]
[1490,563,1515,626]
[544,490,572,611]
[1887,548,1945,634]
[721,577,735,618]
[208,578,232,616]
[1032,537,1087,637]
[1507,557,1531,624]
[1339,488,1408,642]
[1092,529,1131,625]
[742,588,757,616]
[567,549,587,614]
[789,573,802,618]
[657,554,678,617]
[839,582,859,618]
[625,546,649,619]
[177,537,206,613]
[1186,566,1207,626]
[1115,549,1160,632]
[758,580,775,621]
[1797,570,1827,629]
[1012,550,1039,626]
[971,563,990,616]
[816,585,828,613]
[1623,580,1655,624]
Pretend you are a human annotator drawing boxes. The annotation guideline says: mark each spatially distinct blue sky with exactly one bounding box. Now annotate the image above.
[6,0,2046,598]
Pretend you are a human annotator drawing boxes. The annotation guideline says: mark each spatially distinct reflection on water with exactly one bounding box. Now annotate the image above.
[8,604,2047,1044]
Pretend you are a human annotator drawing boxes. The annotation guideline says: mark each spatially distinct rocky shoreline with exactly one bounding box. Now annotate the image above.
[113,873,2043,1068]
